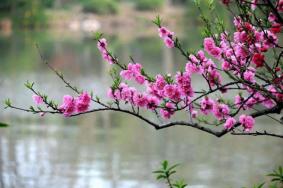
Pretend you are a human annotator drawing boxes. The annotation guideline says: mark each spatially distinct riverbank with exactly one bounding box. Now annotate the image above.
[0,2,187,41]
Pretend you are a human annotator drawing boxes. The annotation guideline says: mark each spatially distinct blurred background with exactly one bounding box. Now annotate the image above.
[0,0,282,188]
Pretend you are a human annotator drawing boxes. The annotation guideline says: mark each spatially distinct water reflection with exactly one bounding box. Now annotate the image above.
[0,28,282,188]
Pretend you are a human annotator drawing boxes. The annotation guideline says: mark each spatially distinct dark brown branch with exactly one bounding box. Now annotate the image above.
[7,101,283,139]
[231,131,283,138]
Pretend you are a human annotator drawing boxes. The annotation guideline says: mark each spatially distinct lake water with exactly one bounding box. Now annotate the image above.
[0,20,282,188]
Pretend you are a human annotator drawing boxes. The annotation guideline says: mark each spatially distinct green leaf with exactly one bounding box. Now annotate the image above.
[162,160,168,170]
[153,170,164,174]
[173,180,188,188]
[257,183,265,188]
[168,170,176,176]
[208,0,214,10]
[29,106,35,111]
[94,32,103,41]
[0,122,9,128]
[193,0,200,6]
[156,174,166,180]
[24,80,34,89]
[4,98,12,108]
[279,166,282,175]
[271,178,281,182]
[168,164,180,171]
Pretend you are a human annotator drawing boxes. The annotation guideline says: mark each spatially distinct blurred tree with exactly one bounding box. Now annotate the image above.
[80,0,118,14]
[0,0,47,28]
[135,0,165,10]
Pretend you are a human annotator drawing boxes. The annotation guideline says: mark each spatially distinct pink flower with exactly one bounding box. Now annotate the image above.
[135,75,146,85]
[146,96,160,110]
[176,72,193,97]
[204,37,215,52]
[189,54,198,64]
[97,38,115,64]
[160,102,175,119]
[158,27,170,38]
[197,50,206,60]
[164,84,181,101]
[158,26,175,48]
[263,30,278,47]
[107,88,115,99]
[251,0,258,10]
[243,67,256,83]
[191,110,198,118]
[268,13,277,23]
[59,95,76,117]
[155,75,166,90]
[32,95,43,105]
[222,61,231,71]
[120,70,132,80]
[224,117,236,130]
[102,51,114,64]
[164,37,175,48]
[97,38,107,52]
[76,92,91,113]
[200,97,214,115]
[210,47,222,59]
[133,93,148,107]
[186,62,202,74]
[239,114,255,132]
[160,109,171,119]
[120,63,146,84]
[203,37,223,59]
[121,86,136,102]
[234,94,246,109]
[208,70,222,87]
[213,103,230,120]
[263,99,276,108]
[235,44,248,59]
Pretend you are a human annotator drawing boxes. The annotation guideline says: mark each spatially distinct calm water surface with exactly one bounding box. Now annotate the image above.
[0,26,282,188]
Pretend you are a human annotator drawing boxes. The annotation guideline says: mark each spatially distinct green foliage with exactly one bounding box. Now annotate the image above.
[154,162,283,188]
[81,0,118,14]
[242,182,265,188]
[153,15,162,27]
[94,32,103,41]
[109,68,122,90]
[135,0,165,11]
[153,160,188,188]
[12,0,47,28]
[0,0,10,10]
[267,166,283,184]
[42,0,55,8]
[0,122,9,128]
[24,80,35,89]
[242,166,283,188]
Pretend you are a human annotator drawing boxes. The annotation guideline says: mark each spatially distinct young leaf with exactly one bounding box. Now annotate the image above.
[153,15,162,27]
[94,32,103,41]
[4,99,12,108]
[162,160,168,170]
